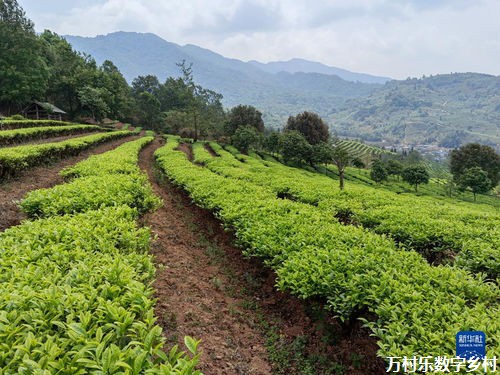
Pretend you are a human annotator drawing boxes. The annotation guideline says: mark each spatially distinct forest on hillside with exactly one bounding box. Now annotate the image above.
[330,73,500,148]
[0,0,226,138]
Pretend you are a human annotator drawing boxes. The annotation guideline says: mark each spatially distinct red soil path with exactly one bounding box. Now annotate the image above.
[139,139,386,375]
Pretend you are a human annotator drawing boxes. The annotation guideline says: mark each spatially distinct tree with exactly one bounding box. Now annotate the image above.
[331,146,350,190]
[443,179,455,198]
[279,131,312,165]
[285,111,329,145]
[0,0,48,112]
[385,159,404,179]
[163,110,190,134]
[351,157,365,169]
[231,126,261,153]
[136,91,161,129]
[457,167,491,202]
[225,105,264,136]
[77,86,109,121]
[40,30,87,116]
[311,142,333,169]
[159,76,193,112]
[370,160,388,183]
[193,85,225,139]
[98,60,133,120]
[40,31,133,121]
[0,0,33,30]
[263,131,280,155]
[450,143,500,189]
[401,165,429,192]
[131,75,160,97]
[175,60,225,140]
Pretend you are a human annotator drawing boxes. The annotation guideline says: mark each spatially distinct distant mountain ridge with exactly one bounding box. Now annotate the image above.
[64,31,384,125]
[248,58,391,84]
[65,32,500,148]
[65,32,390,84]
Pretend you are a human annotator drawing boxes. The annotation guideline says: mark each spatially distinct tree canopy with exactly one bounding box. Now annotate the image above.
[130,62,225,136]
[402,166,430,192]
[0,0,226,132]
[231,126,261,154]
[370,160,388,183]
[225,105,265,136]
[457,167,492,202]
[450,143,500,189]
[0,0,47,110]
[330,145,350,190]
[0,5,134,122]
[279,131,312,165]
[285,111,329,145]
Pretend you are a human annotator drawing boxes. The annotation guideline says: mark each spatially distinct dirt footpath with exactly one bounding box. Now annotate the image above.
[140,139,272,374]
[139,139,386,375]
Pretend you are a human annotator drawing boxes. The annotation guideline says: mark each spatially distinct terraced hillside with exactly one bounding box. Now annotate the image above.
[155,136,499,364]
[2,127,498,374]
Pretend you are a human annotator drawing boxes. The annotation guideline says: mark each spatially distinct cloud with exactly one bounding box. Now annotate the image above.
[21,0,500,79]
[206,1,284,34]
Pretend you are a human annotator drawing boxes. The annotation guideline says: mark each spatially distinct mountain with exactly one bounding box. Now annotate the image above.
[329,73,500,148]
[248,58,391,84]
[64,32,500,148]
[64,32,382,125]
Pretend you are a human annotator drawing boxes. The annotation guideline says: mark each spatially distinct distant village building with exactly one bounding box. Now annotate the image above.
[22,101,67,121]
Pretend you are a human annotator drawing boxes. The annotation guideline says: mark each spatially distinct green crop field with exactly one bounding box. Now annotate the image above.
[0,136,201,374]
[0,131,133,178]
[0,120,75,130]
[155,136,499,364]
[1,131,498,372]
[0,124,104,146]
[334,139,389,160]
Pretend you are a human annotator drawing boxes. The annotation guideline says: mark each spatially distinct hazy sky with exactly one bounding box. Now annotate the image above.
[20,0,500,79]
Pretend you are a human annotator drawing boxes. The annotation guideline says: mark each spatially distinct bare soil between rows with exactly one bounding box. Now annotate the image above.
[0,134,138,232]
[139,138,386,375]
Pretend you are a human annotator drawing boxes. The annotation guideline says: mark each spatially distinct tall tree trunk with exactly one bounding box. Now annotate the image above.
[193,112,198,142]
[339,170,344,190]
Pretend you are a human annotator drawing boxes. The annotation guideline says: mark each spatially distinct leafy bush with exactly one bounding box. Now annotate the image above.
[2,136,202,373]
[155,135,499,361]
[0,206,201,374]
[0,124,102,146]
[20,173,160,217]
[0,130,131,178]
[7,114,25,120]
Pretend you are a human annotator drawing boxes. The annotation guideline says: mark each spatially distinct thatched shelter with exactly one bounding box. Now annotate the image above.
[22,101,67,121]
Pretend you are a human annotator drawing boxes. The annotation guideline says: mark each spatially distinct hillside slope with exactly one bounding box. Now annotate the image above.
[330,73,500,147]
[64,32,381,124]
